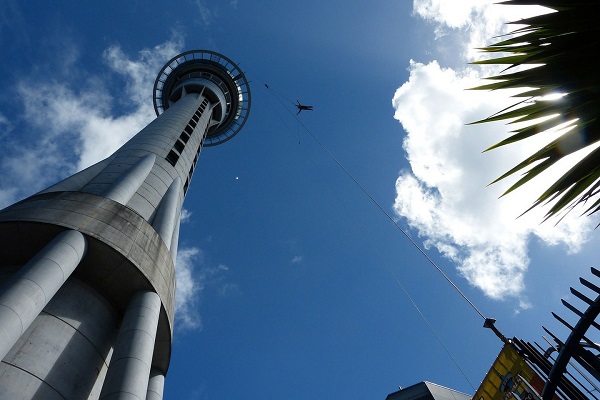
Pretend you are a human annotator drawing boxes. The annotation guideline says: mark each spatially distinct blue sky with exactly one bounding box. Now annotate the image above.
[1,1,599,399]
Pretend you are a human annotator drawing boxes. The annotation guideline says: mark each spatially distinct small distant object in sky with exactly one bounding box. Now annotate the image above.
[235,177,239,180]
[264,84,269,89]
[296,100,313,114]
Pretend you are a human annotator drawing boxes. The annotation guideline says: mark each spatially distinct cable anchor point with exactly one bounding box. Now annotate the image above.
[483,317,509,344]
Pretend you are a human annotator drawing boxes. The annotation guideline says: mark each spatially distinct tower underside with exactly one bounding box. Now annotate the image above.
[0,50,251,400]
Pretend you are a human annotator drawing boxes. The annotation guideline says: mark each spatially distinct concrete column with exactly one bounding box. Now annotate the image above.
[145,368,165,400]
[170,214,181,264]
[104,153,156,205]
[39,156,112,194]
[152,177,181,248]
[100,290,161,400]
[0,229,87,361]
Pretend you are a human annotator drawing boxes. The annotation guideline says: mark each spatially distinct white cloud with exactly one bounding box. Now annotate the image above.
[180,208,193,223]
[194,0,217,26]
[291,255,303,264]
[413,0,489,29]
[219,282,239,296]
[0,113,10,130]
[175,247,204,331]
[0,37,183,209]
[393,2,592,305]
[413,0,552,63]
[175,248,236,332]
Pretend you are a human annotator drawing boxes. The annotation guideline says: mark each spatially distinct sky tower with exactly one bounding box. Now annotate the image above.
[0,50,250,400]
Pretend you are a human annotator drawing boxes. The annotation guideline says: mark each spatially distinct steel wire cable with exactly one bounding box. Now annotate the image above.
[262,82,486,391]
[264,83,487,321]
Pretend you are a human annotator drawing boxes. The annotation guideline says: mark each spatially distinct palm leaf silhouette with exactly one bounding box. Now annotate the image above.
[470,0,600,223]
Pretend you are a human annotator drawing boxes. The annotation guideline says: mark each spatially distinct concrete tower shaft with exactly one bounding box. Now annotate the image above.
[0,50,250,400]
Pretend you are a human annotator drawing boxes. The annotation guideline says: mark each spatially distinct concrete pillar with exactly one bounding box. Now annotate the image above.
[170,214,181,263]
[152,177,181,248]
[104,153,156,205]
[39,156,112,194]
[100,290,161,400]
[145,368,165,400]
[0,229,87,361]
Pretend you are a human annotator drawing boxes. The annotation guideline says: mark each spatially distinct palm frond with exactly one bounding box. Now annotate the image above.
[471,0,600,223]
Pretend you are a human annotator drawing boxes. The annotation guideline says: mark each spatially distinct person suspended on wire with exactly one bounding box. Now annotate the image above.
[296,100,313,114]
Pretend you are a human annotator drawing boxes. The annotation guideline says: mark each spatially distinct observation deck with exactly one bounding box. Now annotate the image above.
[153,50,251,146]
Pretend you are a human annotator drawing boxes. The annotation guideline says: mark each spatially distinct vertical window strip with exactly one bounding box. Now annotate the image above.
[164,98,210,167]
[179,132,191,143]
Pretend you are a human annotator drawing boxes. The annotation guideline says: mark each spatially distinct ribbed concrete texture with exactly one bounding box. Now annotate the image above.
[0,230,87,361]
[0,279,118,400]
[99,291,161,400]
[146,368,166,400]
[0,50,250,399]
[152,177,182,248]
